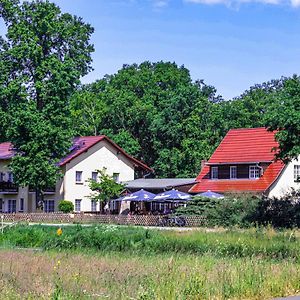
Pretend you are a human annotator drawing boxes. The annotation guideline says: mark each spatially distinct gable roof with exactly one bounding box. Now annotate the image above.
[208,127,279,164]
[59,136,152,171]
[0,136,152,172]
[189,127,285,194]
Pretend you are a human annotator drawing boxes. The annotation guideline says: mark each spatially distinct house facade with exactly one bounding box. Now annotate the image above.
[189,127,300,198]
[0,136,151,213]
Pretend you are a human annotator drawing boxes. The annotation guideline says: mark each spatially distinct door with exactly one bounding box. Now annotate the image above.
[8,199,16,213]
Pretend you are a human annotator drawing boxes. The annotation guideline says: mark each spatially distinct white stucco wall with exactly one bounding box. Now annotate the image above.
[62,140,136,212]
[268,156,300,198]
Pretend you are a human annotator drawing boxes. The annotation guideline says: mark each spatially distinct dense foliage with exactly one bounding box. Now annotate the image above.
[58,200,74,213]
[0,0,94,207]
[176,190,300,228]
[0,0,299,181]
[69,62,295,177]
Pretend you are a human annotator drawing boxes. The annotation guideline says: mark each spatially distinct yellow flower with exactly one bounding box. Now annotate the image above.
[56,228,63,236]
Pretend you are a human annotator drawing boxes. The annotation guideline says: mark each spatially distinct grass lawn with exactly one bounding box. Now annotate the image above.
[0,225,300,299]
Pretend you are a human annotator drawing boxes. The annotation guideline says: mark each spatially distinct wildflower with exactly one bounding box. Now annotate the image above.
[56,227,63,236]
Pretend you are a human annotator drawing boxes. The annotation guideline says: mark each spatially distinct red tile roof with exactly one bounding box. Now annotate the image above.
[59,136,152,171]
[189,128,285,194]
[0,136,152,172]
[0,142,14,159]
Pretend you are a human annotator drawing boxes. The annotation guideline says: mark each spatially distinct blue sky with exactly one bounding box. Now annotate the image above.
[4,0,300,99]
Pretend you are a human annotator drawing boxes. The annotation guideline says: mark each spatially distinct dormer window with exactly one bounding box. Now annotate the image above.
[249,166,260,179]
[230,166,237,179]
[211,167,218,179]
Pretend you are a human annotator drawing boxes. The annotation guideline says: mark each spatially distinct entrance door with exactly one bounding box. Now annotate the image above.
[8,199,16,213]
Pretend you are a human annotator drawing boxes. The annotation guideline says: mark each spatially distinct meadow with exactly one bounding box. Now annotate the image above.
[0,225,300,299]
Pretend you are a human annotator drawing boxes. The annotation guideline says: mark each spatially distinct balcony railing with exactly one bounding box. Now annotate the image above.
[0,181,18,192]
[29,186,56,193]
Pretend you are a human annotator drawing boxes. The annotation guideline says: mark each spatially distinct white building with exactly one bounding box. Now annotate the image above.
[0,136,151,213]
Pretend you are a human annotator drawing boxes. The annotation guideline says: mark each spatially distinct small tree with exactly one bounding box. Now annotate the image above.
[58,200,74,213]
[88,168,125,213]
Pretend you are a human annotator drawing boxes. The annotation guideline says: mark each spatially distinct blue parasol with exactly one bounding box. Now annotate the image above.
[195,190,224,199]
[119,189,156,202]
[153,189,191,201]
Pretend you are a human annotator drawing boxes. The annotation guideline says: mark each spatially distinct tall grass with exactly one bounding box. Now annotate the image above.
[1,225,300,260]
[0,250,300,299]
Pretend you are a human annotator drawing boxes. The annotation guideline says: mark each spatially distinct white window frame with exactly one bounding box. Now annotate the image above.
[91,200,97,212]
[113,173,120,183]
[294,165,300,182]
[91,172,98,182]
[230,166,237,179]
[211,167,218,179]
[75,199,81,212]
[75,171,83,184]
[249,165,260,179]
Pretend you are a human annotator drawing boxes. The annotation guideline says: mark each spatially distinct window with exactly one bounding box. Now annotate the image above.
[91,200,97,212]
[230,166,237,179]
[75,171,83,183]
[75,199,81,212]
[8,199,16,213]
[19,198,24,212]
[211,167,218,179]
[91,172,98,182]
[8,172,13,183]
[113,173,120,183]
[44,200,55,213]
[249,166,260,179]
[294,165,300,182]
[0,173,4,182]
[0,199,2,212]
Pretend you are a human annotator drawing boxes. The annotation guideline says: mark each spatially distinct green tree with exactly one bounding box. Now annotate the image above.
[88,168,124,213]
[0,0,94,208]
[265,75,300,162]
[71,61,220,177]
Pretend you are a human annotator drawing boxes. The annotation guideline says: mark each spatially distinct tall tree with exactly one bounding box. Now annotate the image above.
[0,0,94,208]
[265,75,300,162]
[71,61,220,177]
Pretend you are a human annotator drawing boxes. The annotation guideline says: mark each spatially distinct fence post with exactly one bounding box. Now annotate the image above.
[1,215,3,234]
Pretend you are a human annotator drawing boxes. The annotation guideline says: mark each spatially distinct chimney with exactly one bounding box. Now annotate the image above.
[201,160,207,170]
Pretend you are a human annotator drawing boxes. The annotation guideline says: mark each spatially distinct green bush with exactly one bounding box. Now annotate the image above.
[176,190,300,229]
[175,195,260,228]
[58,200,74,213]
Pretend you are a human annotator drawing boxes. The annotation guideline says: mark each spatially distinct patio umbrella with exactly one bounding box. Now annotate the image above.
[120,189,156,202]
[153,189,191,201]
[195,190,224,199]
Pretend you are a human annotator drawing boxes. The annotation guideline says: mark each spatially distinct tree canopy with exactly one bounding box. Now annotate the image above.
[0,0,298,182]
[0,0,94,206]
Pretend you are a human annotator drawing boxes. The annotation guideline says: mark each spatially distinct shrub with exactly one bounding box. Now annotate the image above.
[176,195,260,228]
[58,200,74,213]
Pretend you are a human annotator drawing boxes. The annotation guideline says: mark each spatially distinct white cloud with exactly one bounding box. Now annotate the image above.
[153,0,169,8]
[291,0,300,6]
[185,0,299,7]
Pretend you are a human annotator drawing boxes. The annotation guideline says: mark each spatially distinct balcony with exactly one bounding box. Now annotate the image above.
[0,181,18,193]
[29,186,56,194]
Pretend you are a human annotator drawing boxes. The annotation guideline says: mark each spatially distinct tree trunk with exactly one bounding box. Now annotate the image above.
[35,188,44,212]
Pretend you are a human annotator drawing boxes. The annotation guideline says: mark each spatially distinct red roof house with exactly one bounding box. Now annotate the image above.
[189,128,286,195]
